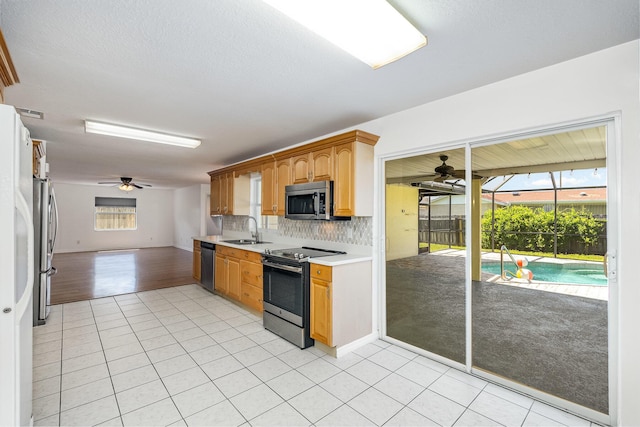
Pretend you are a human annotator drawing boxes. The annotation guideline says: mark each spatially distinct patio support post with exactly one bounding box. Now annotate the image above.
[471,178,482,281]
[550,172,558,258]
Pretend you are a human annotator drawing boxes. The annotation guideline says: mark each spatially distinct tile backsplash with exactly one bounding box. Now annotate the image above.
[222,216,373,246]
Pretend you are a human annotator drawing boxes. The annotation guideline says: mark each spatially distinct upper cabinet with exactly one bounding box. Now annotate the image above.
[333,140,374,217]
[292,147,333,184]
[0,29,20,104]
[261,157,291,216]
[208,130,379,217]
[210,171,250,215]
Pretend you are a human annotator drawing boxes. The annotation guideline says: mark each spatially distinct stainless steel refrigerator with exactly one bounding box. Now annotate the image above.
[33,175,58,325]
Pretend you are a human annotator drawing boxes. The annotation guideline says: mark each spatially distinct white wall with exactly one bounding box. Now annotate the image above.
[352,41,638,425]
[55,183,175,253]
[173,184,202,251]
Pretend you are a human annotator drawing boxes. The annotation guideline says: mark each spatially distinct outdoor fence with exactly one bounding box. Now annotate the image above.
[419,218,607,256]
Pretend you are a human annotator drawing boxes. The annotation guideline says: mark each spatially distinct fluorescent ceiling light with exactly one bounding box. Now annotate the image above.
[263,0,426,69]
[85,120,201,148]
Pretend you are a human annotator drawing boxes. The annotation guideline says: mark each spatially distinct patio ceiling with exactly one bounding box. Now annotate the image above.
[386,126,606,185]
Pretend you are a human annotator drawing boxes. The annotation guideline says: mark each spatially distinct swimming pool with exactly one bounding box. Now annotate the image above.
[482,261,607,286]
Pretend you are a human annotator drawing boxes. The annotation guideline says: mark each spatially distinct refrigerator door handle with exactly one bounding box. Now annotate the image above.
[14,191,34,319]
[50,185,59,255]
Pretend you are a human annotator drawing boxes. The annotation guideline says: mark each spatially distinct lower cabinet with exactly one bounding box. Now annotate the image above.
[310,261,372,348]
[193,240,201,282]
[215,245,263,312]
[310,265,332,345]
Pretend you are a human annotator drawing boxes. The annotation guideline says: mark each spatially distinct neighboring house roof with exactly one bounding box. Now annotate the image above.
[493,188,606,205]
[423,188,606,206]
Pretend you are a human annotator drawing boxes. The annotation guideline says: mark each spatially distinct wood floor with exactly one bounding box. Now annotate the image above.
[51,247,195,305]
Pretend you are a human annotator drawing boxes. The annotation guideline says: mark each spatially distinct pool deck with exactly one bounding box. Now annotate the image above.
[432,249,608,301]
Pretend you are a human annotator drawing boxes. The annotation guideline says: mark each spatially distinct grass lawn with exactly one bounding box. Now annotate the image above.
[423,243,604,263]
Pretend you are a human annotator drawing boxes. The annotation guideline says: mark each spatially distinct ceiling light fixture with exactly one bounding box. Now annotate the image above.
[119,184,134,192]
[85,120,201,149]
[263,0,426,69]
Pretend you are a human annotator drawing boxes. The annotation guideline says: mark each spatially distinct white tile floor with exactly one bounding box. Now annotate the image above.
[32,284,601,427]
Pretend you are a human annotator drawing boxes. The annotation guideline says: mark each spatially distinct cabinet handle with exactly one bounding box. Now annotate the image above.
[317,270,321,275]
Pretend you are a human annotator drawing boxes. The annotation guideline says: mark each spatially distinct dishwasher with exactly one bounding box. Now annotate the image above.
[200,242,215,292]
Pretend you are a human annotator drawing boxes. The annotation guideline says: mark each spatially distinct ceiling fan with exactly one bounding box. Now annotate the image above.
[98,177,152,191]
[416,155,482,183]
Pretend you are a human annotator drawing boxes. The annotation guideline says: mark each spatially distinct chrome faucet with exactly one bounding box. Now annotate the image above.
[247,216,260,242]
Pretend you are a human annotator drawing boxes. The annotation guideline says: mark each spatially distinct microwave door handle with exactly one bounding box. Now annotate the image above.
[314,192,320,216]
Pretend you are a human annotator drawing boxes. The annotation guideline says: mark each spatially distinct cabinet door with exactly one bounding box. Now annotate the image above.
[261,161,276,215]
[310,277,332,346]
[333,142,354,216]
[210,175,222,215]
[311,147,333,182]
[291,153,310,184]
[275,158,291,216]
[220,173,230,214]
[215,255,228,294]
[241,283,263,312]
[193,241,201,281]
[241,260,263,287]
[227,257,241,300]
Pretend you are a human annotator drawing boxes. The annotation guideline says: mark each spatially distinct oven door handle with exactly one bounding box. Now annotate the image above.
[262,260,303,274]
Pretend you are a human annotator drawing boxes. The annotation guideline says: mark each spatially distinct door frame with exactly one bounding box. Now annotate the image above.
[376,113,620,425]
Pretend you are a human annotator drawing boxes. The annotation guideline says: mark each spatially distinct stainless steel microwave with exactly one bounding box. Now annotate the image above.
[284,181,349,221]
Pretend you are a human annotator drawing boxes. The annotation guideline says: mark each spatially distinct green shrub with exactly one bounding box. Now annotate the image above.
[482,205,603,254]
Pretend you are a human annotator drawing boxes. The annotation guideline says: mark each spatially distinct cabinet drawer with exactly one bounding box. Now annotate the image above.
[310,263,332,281]
[241,260,263,287]
[241,283,263,312]
[218,245,262,263]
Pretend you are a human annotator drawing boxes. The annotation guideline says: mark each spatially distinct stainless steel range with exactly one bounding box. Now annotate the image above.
[262,246,345,348]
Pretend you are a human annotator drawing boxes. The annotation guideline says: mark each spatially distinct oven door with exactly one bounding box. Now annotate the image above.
[262,261,305,326]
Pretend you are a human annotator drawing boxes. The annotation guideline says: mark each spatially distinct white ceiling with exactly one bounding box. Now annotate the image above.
[1,0,637,189]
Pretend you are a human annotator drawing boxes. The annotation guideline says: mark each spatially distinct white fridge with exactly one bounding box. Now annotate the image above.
[0,104,34,426]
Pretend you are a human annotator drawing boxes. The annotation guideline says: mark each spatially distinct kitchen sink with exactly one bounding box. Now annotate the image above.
[221,239,271,245]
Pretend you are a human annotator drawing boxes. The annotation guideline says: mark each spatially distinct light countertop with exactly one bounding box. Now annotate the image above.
[193,235,371,266]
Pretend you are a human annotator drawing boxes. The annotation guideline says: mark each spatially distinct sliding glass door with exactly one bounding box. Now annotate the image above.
[385,148,467,363]
[382,121,615,420]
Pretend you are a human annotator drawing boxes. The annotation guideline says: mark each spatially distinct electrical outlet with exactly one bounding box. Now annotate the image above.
[347,228,353,239]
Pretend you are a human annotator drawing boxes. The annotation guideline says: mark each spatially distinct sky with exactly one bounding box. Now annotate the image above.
[482,168,607,192]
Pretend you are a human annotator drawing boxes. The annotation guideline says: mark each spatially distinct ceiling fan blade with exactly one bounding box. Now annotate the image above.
[98,181,121,184]
[132,183,144,189]
[136,183,152,187]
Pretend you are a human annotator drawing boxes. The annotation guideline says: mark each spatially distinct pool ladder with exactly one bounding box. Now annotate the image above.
[500,245,520,280]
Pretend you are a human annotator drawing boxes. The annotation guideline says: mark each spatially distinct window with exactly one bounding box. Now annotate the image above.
[249,173,278,230]
[95,197,137,231]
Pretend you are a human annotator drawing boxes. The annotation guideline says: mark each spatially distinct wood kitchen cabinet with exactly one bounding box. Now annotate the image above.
[310,264,332,345]
[215,245,263,312]
[210,172,250,215]
[261,158,291,216]
[208,130,379,218]
[292,146,333,184]
[193,240,201,282]
[240,255,263,312]
[214,253,228,294]
[333,140,374,217]
[310,260,372,349]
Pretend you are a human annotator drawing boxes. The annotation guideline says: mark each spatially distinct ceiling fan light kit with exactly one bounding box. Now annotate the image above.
[85,120,201,148]
[99,177,151,191]
[263,0,426,69]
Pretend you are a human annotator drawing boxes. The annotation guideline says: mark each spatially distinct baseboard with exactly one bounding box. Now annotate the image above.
[335,332,379,358]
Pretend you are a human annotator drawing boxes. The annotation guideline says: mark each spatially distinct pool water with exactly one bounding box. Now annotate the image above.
[482,261,608,286]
